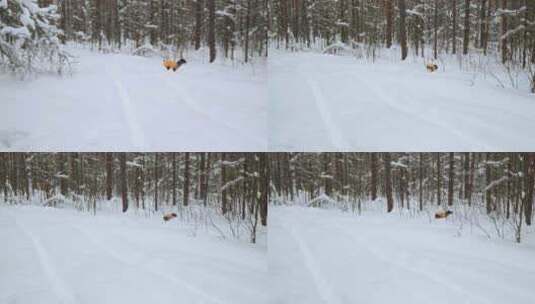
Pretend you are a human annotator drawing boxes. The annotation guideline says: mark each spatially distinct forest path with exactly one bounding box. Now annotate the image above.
[0,47,267,151]
[270,206,535,304]
[0,206,267,304]
[268,51,535,151]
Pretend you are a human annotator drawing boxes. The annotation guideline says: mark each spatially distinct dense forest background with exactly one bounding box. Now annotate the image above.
[270,0,535,90]
[0,0,269,75]
[272,0,534,62]
[270,153,535,242]
[49,0,269,62]
[0,153,269,243]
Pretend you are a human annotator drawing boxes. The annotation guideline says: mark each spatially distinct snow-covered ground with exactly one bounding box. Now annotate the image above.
[268,51,535,151]
[0,46,267,151]
[0,205,267,304]
[269,205,535,304]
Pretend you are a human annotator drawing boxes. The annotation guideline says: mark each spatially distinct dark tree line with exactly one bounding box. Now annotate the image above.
[270,153,535,242]
[42,0,268,63]
[271,0,535,68]
[0,152,268,243]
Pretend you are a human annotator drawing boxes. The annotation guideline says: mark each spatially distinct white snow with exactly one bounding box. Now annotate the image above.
[0,26,31,38]
[270,205,535,304]
[0,205,267,304]
[268,51,535,151]
[0,46,267,151]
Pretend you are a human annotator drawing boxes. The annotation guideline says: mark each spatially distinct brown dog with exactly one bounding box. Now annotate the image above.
[163,59,187,72]
[163,213,177,221]
[435,210,453,219]
[426,63,439,73]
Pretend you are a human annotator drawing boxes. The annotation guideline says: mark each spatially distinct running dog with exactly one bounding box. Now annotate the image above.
[435,210,453,219]
[426,63,439,73]
[163,213,177,221]
[163,59,187,72]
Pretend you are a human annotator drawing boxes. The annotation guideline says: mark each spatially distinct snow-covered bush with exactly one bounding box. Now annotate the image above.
[0,0,72,75]
[132,43,159,57]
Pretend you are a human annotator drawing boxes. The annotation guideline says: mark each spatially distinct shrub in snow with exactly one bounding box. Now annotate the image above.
[323,41,355,56]
[308,193,337,208]
[132,43,159,57]
[0,0,71,75]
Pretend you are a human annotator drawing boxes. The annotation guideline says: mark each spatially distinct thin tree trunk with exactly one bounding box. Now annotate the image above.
[384,153,394,213]
[119,153,128,212]
[106,152,113,200]
[183,152,190,206]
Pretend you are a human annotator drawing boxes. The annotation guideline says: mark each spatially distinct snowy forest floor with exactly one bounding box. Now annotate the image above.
[0,205,267,304]
[268,50,535,151]
[269,205,535,304]
[0,46,267,151]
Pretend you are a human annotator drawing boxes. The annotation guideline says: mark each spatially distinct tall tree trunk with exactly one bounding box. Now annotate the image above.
[384,153,394,212]
[221,153,228,214]
[436,153,442,205]
[371,153,378,201]
[194,0,203,49]
[448,152,454,206]
[207,0,216,62]
[434,0,439,59]
[485,153,492,214]
[479,0,487,49]
[452,0,458,54]
[464,152,470,201]
[419,153,424,211]
[183,152,190,206]
[244,0,251,63]
[106,153,113,200]
[501,0,508,63]
[524,153,534,225]
[399,0,408,60]
[259,153,268,226]
[463,0,471,55]
[154,153,159,211]
[172,153,177,206]
[385,0,393,48]
[119,153,128,212]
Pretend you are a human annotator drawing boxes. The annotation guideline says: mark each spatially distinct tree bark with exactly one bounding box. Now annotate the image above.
[183,152,190,206]
[119,153,128,212]
[399,0,408,60]
[384,153,394,212]
[371,153,378,201]
[207,0,216,62]
[106,153,113,200]
[448,152,454,206]
[463,0,471,55]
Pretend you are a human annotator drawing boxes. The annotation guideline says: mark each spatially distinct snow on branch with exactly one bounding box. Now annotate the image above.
[391,161,408,169]
[221,176,244,192]
[483,176,510,192]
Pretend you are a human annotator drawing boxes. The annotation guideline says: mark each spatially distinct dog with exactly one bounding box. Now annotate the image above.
[163,59,187,72]
[163,213,177,221]
[426,63,439,73]
[435,210,453,219]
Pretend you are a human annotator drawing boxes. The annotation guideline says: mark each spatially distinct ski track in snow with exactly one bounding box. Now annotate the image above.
[271,206,535,304]
[269,52,535,151]
[161,77,263,147]
[12,211,77,304]
[71,221,265,302]
[335,225,492,304]
[105,64,147,149]
[0,206,266,304]
[71,224,229,304]
[286,224,343,304]
[304,76,351,150]
[0,48,266,151]
[350,71,492,151]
